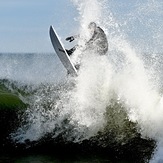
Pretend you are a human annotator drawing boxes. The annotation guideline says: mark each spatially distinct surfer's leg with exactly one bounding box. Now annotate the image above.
[66,49,73,56]
[66,46,77,56]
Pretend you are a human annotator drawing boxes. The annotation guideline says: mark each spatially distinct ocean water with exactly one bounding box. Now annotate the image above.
[0,0,163,162]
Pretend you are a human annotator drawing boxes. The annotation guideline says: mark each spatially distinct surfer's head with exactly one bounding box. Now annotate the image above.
[88,22,97,32]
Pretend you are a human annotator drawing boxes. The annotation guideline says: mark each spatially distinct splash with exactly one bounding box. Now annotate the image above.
[12,0,163,161]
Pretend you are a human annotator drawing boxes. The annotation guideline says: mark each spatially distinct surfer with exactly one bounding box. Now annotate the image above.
[66,22,108,56]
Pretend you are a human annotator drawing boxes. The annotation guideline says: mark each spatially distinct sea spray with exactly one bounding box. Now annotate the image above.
[71,0,163,161]
[12,54,113,143]
[0,53,65,84]
[10,0,163,161]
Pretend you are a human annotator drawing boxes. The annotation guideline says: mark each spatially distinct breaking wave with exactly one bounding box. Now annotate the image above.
[8,0,163,162]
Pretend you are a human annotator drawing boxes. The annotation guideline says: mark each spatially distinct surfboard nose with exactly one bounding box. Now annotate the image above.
[49,26,53,36]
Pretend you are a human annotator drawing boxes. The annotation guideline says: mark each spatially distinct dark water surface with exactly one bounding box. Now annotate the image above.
[0,154,130,163]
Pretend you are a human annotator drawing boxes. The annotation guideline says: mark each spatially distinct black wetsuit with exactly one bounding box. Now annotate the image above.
[86,26,108,55]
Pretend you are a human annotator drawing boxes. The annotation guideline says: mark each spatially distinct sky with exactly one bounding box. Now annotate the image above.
[0,0,78,53]
[0,0,162,53]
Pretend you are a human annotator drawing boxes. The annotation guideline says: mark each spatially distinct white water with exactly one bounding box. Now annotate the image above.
[72,0,163,143]
[0,53,66,84]
[9,0,163,161]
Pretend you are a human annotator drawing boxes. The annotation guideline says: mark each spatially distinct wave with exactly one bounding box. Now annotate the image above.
[0,0,162,162]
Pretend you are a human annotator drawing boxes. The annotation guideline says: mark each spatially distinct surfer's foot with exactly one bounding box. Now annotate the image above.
[66,49,73,56]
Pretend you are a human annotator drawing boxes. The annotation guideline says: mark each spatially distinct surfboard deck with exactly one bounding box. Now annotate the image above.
[49,26,77,76]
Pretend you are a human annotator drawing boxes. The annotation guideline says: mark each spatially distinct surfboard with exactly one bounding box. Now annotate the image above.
[49,26,78,76]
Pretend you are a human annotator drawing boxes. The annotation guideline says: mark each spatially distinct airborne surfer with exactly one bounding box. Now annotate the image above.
[66,22,108,56]
[49,22,108,75]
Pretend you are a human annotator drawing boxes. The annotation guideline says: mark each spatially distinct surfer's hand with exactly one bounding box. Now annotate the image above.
[66,36,74,42]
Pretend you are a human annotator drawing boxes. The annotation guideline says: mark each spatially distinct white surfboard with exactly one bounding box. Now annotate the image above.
[49,26,77,76]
